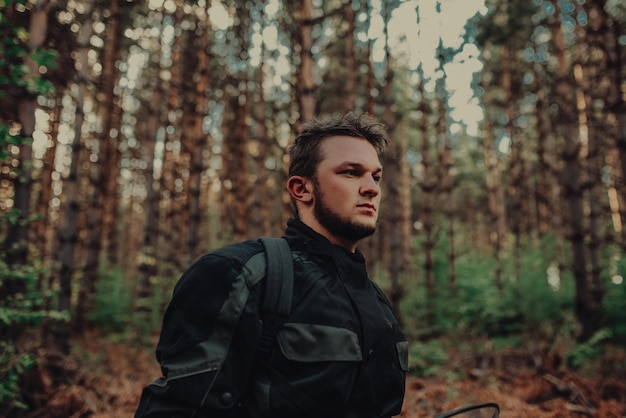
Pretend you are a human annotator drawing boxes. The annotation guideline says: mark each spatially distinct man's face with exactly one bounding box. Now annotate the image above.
[311,135,382,247]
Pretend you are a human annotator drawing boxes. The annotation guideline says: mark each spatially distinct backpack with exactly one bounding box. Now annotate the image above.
[257,237,293,354]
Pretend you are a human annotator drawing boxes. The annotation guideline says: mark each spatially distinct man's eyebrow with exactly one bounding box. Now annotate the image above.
[337,162,383,172]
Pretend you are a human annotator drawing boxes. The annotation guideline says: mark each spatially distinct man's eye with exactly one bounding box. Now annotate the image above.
[373,174,381,182]
[343,169,358,176]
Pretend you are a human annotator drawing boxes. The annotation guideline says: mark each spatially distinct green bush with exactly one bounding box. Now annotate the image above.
[0,260,66,414]
[402,232,578,341]
[603,254,626,342]
[0,343,34,411]
[408,339,450,377]
[90,266,133,333]
[90,266,167,343]
[566,328,612,369]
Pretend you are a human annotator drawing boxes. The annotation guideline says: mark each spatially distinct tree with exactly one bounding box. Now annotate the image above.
[5,0,53,267]
[435,39,457,291]
[552,0,600,342]
[77,0,122,334]
[297,0,316,124]
[186,0,211,256]
[54,0,96,354]
[381,0,404,319]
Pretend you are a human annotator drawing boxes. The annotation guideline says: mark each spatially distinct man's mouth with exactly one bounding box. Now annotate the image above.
[358,203,376,213]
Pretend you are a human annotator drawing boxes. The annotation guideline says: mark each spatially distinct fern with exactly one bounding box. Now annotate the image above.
[566,328,612,369]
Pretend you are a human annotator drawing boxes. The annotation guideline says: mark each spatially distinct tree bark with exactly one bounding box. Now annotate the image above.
[418,68,436,298]
[342,0,356,111]
[186,2,210,259]
[55,0,95,353]
[381,0,403,322]
[6,0,51,266]
[298,0,316,123]
[76,0,121,334]
[552,3,596,342]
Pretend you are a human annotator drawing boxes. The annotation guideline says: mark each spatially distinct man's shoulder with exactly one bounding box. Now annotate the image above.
[195,236,321,274]
[200,239,265,267]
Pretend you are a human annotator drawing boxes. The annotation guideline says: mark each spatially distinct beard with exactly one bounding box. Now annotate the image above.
[313,187,377,243]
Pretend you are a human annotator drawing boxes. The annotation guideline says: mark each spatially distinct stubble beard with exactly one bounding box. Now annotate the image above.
[313,187,377,243]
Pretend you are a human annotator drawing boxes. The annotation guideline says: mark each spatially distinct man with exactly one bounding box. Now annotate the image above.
[135,112,408,418]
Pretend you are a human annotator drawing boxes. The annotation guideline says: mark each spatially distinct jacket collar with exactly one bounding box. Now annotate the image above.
[284,218,365,261]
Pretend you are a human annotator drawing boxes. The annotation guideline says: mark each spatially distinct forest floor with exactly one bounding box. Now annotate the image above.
[13,330,626,418]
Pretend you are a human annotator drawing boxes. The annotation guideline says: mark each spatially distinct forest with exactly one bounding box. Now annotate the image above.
[1,0,625,416]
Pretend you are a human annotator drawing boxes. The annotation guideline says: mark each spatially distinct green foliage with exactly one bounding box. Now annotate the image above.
[90,267,134,333]
[408,339,450,377]
[0,1,58,124]
[90,265,166,343]
[566,328,613,370]
[0,343,35,411]
[402,227,626,377]
[0,262,67,328]
[0,260,66,414]
[603,254,626,342]
[0,123,21,161]
[402,232,577,341]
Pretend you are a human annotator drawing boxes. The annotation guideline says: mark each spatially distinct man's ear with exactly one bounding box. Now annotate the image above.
[287,176,313,204]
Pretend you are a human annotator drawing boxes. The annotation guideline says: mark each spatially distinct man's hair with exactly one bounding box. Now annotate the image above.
[288,112,389,180]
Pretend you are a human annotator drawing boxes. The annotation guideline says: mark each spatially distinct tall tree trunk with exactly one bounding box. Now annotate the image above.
[100,0,122,267]
[500,45,524,283]
[136,7,166,325]
[76,0,121,334]
[187,3,210,258]
[574,60,604,325]
[342,0,356,111]
[399,122,412,278]
[104,104,122,265]
[162,3,186,271]
[219,82,236,243]
[34,90,62,268]
[298,0,315,123]
[362,0,377,273]
[6,0,50,266]
[251,29,271,238]
[552,3,595,342]
[179,23,197,263]
[534,81,551,237]
[418,68,436,298]
[435,62,456,291]
[600,6,626,244]
[233,93,250,241]
[590,0,626,241]
[54,0,95,353]
[233,7,251,242]
[381,0,402,321]
[576,0,608,328]
[482,78,505,293]
[35,91,62,342]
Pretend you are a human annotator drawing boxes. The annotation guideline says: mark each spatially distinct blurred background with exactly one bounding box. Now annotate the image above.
[1,0,625,416]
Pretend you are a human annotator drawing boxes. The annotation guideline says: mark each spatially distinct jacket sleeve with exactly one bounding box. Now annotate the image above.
[135,252,265,418]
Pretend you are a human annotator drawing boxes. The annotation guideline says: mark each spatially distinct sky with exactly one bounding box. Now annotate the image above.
[210,0,489,137]
[385,0,488,137]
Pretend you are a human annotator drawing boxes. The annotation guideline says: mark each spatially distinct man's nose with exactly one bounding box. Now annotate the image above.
[360,176,380,196]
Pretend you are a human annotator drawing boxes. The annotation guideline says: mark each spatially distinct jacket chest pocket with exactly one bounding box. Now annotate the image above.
[277,322,363,362]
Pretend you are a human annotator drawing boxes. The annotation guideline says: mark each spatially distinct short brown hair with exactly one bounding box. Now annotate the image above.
[288,112,389,180]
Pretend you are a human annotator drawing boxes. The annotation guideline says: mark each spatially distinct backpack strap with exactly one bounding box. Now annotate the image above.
[257,237,293,354]
[255,237,331,418]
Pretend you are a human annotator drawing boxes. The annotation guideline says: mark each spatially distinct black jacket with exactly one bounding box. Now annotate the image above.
[135,219,408,418]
